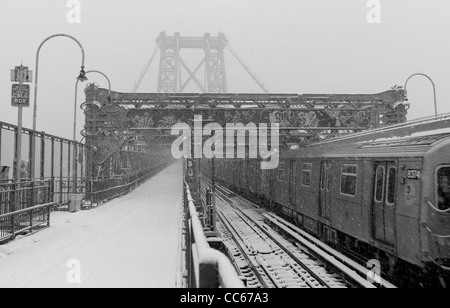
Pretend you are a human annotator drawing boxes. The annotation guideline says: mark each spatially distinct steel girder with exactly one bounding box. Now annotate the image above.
[83,85,407,176]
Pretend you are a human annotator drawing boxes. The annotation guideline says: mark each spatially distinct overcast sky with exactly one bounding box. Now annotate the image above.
[0,0,449,140]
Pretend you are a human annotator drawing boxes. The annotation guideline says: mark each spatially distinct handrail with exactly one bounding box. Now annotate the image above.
[84,165,169,208]
[0,202,56,219]
[185,182,245,288]
[427,199,450,214]
[0,120,86,146]
[423,208,450,272]
[186,188,210,251]
[428,257,450,272]
[425,225,450,239]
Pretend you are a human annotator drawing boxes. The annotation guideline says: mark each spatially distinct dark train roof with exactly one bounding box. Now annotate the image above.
[283,114,450,159]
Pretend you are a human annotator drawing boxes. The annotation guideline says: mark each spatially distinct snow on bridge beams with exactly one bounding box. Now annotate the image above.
[82,85,407,170]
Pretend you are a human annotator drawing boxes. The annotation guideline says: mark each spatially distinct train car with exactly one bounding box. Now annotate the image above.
[232,160,241,190]
[260,168,273,207]
[222,160,232,187]
[239,160,248,194]
[275,161,294,210]
[215,115,450,283]
[247,159,260,198]
[280,122,450,279]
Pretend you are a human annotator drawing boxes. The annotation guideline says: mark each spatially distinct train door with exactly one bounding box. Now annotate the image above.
[256,162,262,196]
[372,161,397,246]
[270,168,275,198]
[253,161,259,194]
[319,161,332,219]
[240,160,244,191]
[243,160,248,192]
[232,161,237,188]
[289,161,297,205]
[237,160,243,189]
[260,167,268,197]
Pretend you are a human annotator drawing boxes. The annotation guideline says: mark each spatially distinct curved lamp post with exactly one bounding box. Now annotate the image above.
[31,34,87,181]
[33,34,88,131]
[404,73,438,117]
[73,70,112,141]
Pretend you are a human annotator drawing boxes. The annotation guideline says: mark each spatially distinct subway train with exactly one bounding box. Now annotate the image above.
[204,115,450,286]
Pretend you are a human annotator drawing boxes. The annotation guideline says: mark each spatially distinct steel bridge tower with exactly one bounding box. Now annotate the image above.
[156,32,228,93]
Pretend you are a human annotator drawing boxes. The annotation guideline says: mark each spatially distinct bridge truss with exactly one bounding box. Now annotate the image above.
[83,84,407,181]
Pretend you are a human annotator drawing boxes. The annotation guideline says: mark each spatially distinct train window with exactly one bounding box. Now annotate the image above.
[386,167,397,205]
[437,166,450,210]
[375,166,385,203]
[341,164,358,196]
[278,163,286,182]
[302,163,312,187]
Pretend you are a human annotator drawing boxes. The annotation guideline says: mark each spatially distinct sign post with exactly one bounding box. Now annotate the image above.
[11,65,32,212]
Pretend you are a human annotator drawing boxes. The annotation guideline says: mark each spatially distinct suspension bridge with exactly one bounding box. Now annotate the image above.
[0,32,409,288]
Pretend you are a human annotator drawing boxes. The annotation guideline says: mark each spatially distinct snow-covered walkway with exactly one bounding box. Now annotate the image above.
[0,163,183,288]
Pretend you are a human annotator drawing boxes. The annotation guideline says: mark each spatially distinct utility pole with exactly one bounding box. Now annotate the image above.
[10,64,32,213]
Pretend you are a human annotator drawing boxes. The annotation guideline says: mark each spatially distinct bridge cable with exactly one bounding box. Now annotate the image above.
[131,43,161,93]
[223,41,270,93]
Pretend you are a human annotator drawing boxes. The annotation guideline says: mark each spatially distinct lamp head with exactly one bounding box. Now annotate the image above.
[77,67,88,82]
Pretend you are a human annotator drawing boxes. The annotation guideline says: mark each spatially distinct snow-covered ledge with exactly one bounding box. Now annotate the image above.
[185,182,245,288]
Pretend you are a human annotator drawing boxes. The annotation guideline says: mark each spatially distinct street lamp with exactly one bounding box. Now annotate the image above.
[73,70,112,141]
[33,34,88,131]
[30,34,87,181]
[77,69,88,83]
[404,73,438,117]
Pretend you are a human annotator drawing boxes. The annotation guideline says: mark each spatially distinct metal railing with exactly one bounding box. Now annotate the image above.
[427,199,450,214]
[85,164,169,207]
[183,181,245,288]
[0,180,53,215]
[53,177,86,209]
[0,202,54,243]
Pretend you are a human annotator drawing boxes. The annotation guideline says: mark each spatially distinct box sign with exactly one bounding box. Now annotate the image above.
[11,84,30,107]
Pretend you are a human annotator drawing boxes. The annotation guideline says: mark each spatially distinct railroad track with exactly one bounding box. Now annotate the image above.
[201,179,396,288]
[201,181,356,288]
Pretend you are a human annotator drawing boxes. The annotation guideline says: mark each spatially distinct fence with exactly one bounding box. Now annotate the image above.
[0,118,175,244]
[0,202,54,243]
[0,122,86,183]
[183,181,245,288]
[0,179,53,215]
[84,163,169,208]
[0,121,87,212]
